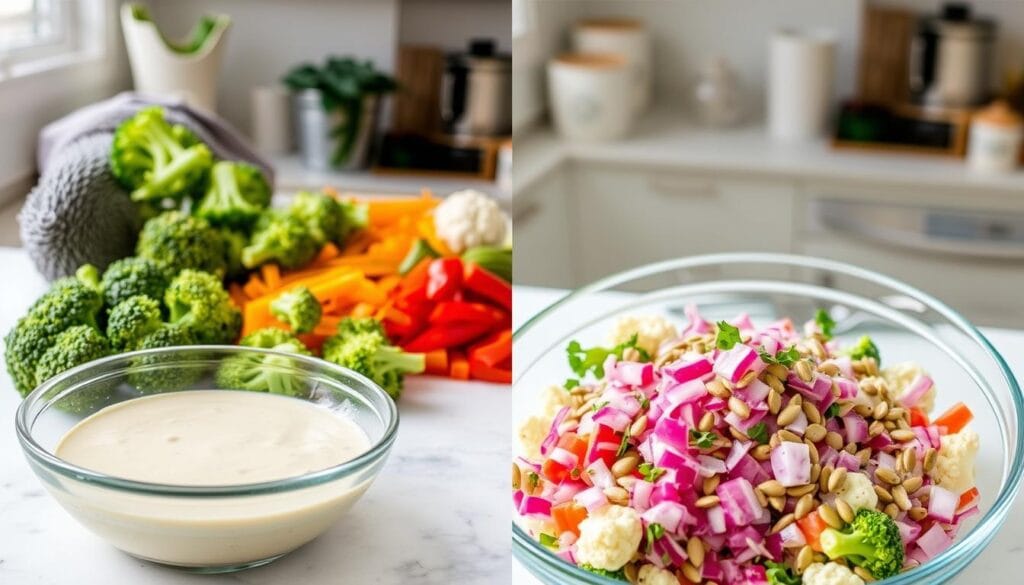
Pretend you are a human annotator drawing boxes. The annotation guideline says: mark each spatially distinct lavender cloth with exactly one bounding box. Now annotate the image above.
[36,91,274,183]
[20,92,273,281]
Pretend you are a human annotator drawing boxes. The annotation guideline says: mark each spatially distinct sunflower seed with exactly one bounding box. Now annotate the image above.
[769,495,786,512]
[698,412,715,432]
[795,493,815,519]
[836,498,855,523]
[706,379,731,399]
[868,420,886,437]
[807,443,821,465]
[612,455,640,477]
[902,476,923,494]
[512,464,521,490]
[884,502,900,519]
[860,379,879,396]
[702,475,721,496]
[696,495,721,508]
[825,431,844,450]
[729,396,751,419]
[924,448,938,472]
[902,448,917,473]
[795,360,814,382]
[630,415,648,437]
[778,429,803,443]
[804,423,827,443]
[887,406,906,421]
[623,563,639,584]
[767,363,789,380]
[893,485,912,511]
[818,503,844,529]
[817,361,841,376]
[853,566,874,582]
[909,506,928,521]
[819,465,833,492]
[875,467,901,485]
[681,562,701,583]
[754,486,768,507]
[891,429,916,442]
[604,486,629,505]
[729,426,749,442]
[788,484,817,497]
[828,466,848,493]
[758,479,786,497]
[797,545,814,572]
[856,448,872,466]
[617,476,637,489]
[809,462,821,483]
[737,369,758,388]
[752,444,773,460]
[687,536,705,567]
[802,402,822,425]
[777,403,802,427]
[767,388,782,414]
[772,513,796,534]
[873,401,889,420]
[874,485,894,503]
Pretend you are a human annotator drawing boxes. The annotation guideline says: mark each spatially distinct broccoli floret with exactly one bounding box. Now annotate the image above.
[220,228,248,280]
[764,561,801,585]
[106,295,163,350]
[270,286,322,333]
[216,328,312,396]
[241,211,319,269]
[34,325,111,388]
[820,508,904,579]
[578,564,625,581]
[337,200,368,242]
[5,279,104,395]
[194,161,271,229]
[100,256,170,309]
[75,264,102,292]
[136,211,229,278]
[847,335,881,365]
[109,106,212,203]
[128,324,200,393]
[321,317,425,400]
[287,191,342,245]
[164,269,241,344]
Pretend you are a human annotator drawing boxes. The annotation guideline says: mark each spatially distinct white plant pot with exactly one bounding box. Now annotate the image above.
[120,4,230,112]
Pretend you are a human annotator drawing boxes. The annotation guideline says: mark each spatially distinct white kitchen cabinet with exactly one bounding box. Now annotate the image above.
[570,164,796,284]
[513,167,576,287]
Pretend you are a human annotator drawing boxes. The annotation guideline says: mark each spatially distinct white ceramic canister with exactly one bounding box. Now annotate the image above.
[250,85,293,155]
[768,29,837,142]
[572,18,652,114]
[968,101,1023,173]
[547,53,634,142]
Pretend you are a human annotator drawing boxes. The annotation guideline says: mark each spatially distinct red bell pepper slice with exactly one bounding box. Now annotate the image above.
[394,258,431,304]
[958,486,980,512]
[468,356,511,384]
[933,402,973,435]
[469,329,512,367]
[551,502,588,537]
[463,263,511,310]
[909,407,929,427]
[426,258,463,302]
[403,321,492,352]
[449,351,470,380]
[430,301,505,328]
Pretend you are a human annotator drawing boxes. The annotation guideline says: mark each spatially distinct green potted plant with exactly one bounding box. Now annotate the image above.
[284,57,397,170]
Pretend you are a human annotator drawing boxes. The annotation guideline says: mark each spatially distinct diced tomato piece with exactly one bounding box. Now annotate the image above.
[551,502,588,537]
[933,402,973,435]
[958,486,980,512]
[909,407,930,427]
[586,424,622,468]
[797,510,828,552]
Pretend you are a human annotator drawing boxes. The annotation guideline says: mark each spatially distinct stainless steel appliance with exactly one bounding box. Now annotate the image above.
[909,3,996,108]
[441,39,511,137]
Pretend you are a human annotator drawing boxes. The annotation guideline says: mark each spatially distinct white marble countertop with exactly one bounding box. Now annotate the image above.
[511,286,1024,585]
[0,247,510,585]
[514,108,1024,196]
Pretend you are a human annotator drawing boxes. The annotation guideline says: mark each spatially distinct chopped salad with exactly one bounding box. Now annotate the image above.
[514,307,980,584]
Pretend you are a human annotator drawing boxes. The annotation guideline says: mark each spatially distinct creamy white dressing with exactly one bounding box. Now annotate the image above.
[48,390,376,567]
[56,390,370,485]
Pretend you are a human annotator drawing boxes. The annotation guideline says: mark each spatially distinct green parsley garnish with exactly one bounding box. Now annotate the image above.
[764,560,801,585]
[747,422,769,445]
[616,427,631,457]
[645,522,666,551]
[689,429,718,448]
[758,345,801,367]
[564,378,579,391]
[579,564,626,580]
[715,321,742,350]
[539,533,559,549]
[638,462,667,482]
[527,471,540,491]
[825,403,841,418]
[815,308,836,340]
[847,334,881,364]
[566,333,651,379]
[591,401,609,412]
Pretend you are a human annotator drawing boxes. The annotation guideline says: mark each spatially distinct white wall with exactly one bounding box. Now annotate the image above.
[0,0,131,205]
[399,0,511,53]
[512,0,580,133]
[149,0,399,134]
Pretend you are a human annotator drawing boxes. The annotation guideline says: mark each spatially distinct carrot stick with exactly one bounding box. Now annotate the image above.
[449,351,470,380]
[424,350,449,376]
[351,302,377,318]
[229,283,248,306]
[242,275,268,298]
[314,242,341,264]
[261,264,281,290]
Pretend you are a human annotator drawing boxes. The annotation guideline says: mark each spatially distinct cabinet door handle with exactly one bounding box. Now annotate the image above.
[513,201,540,225]
[647,177,719,198]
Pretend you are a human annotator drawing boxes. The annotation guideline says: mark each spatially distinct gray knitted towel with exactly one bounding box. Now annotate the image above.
[20,92,275,281]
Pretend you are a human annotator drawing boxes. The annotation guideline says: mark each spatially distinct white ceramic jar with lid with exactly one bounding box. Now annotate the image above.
[547,53,634,142]
[572,18,652,114]
[967,101,1023,173]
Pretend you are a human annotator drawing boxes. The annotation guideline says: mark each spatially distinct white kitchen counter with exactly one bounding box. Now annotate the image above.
[0,247,510,585]
[515,108,1024,195]
[511,285,1024,585]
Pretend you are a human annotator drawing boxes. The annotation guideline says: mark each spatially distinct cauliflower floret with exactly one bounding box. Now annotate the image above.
[637,564,677,585]
[933,427,980,494]
[517,385,572,459]
[882,362,936,413]
[607,314,678,357]
[433,189,508,253]
[834,472,879,512]
[574,505,643,571]
[802,562,865,585]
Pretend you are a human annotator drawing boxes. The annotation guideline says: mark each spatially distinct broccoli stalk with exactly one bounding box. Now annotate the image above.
[194,161,271,229]
[110,106,212,202]
[270,286,322,333]
[820,508,904,579]
[321,317,425,399]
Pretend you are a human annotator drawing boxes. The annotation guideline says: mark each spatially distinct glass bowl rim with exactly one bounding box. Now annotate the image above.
[512,252,1024,584]
[15,344,399,498]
